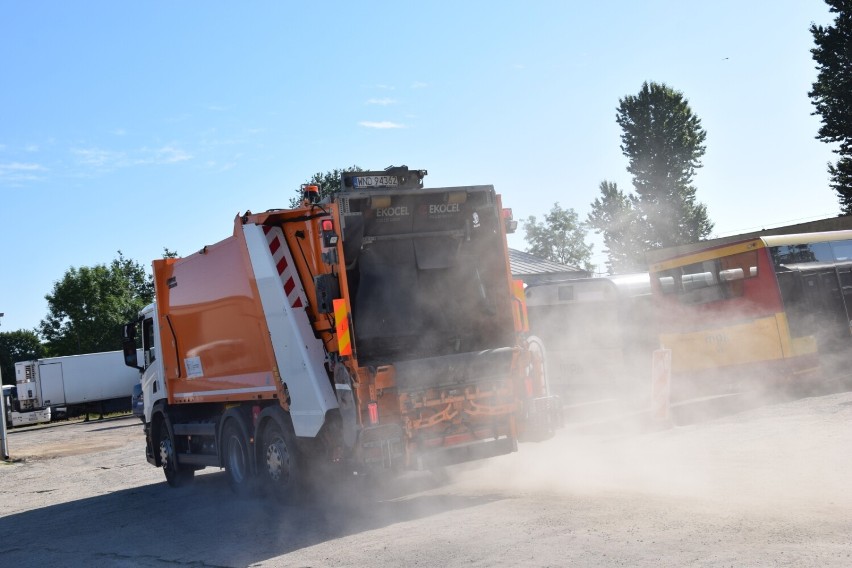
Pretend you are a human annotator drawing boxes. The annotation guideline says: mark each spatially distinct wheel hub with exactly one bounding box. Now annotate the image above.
[159,437,173,470]
[265,440,289,483]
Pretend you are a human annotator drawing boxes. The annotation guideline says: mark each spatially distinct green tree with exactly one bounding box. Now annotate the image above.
[39,252,154,356]
[0,329,46,385]
[587,181,646,273]
[523,203,595,272]
[289,165,363,207]
[809,1,852,213]
[612,81,713,249]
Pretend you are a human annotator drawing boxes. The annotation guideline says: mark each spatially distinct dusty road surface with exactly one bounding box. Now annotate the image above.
[1,391,851,567]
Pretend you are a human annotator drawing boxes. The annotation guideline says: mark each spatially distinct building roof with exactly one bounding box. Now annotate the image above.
[508,248,590,284]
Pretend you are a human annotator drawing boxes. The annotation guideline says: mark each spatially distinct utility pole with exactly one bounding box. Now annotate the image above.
[0,312,10,459]
[0,365,9,461]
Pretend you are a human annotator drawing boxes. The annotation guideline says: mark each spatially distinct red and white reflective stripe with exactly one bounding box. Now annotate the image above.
[263,226,306,308]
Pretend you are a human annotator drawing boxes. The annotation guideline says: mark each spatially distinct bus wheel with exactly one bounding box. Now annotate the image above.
[158,418,194,488]
[261,419,300,502]
[222,419,253,495]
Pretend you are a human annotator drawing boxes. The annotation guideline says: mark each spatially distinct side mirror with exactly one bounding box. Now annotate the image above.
[122,322,143,371]
[123,340,142,371]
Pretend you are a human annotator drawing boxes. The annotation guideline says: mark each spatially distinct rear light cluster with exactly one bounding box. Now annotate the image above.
[502,208,518,234]
[321,219,338,247]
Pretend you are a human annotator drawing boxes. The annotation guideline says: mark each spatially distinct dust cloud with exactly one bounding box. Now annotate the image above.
[518,266,852,516]
[448,389,852,515]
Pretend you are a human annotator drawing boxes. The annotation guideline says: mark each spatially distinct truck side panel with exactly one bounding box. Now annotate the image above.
[154,234,281,404]
[243,223,338,437]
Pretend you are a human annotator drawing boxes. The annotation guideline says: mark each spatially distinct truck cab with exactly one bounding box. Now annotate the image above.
[123,303,164,425]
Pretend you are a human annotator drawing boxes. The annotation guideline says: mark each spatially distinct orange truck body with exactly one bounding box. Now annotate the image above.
[126,167,560,492]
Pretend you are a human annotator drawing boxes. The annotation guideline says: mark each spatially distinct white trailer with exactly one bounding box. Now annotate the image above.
[11,350,141,425]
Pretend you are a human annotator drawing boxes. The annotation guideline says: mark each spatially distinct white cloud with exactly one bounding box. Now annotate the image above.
[72,144,192,170]
[147,145,192,164]
[206,161,236,172]
[0,161,47,184]
[410,81,428,89]
[0,162,45,173]
[72,147,126,168]
[358,121,406,129]
[25,144,39,152]
[367,98,397,106]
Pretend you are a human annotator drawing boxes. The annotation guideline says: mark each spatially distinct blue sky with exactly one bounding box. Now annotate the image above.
[0,1,839,332]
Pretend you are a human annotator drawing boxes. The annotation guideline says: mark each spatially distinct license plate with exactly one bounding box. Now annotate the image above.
[352,175,399,188]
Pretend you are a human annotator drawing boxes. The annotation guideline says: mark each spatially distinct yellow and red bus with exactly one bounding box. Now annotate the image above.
[649,230,852,398]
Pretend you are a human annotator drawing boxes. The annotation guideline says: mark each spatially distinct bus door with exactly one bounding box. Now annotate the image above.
[836,266,852,338]
[800,269,851,353]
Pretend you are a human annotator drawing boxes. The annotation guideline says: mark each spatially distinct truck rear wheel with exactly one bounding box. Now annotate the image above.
[261,419,300,502]
[222,419,254,495]
[158,418,194,488]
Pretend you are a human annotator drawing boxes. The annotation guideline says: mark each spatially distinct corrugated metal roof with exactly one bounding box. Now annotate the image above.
[508,248,589,280]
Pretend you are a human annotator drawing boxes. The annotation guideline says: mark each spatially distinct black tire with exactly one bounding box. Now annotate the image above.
[222,419,254,495]
[158,418,194,488]
[260,418,301,502]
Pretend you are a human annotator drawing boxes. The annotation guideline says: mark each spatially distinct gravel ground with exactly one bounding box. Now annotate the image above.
[1,390,851,567]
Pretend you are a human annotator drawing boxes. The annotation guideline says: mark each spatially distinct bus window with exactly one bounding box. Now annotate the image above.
[719,250,758,297]
[682,270,716,291]
[681,261,724,303]
[772,242,833,268]
[720,250,758,276]
[658,276,676,293]
[831,239,852,264]
[557,285,574,301]
[654,250,757,304]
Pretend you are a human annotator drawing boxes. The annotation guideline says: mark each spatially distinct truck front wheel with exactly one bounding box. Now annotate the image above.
[158,418,194,488]
[261,419,300,502]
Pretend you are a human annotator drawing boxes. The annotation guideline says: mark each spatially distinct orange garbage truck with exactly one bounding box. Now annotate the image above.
[123,166,561,496]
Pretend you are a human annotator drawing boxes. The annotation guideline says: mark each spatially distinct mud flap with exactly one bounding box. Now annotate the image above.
[519,395,563,442]
[359,423,405,468]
